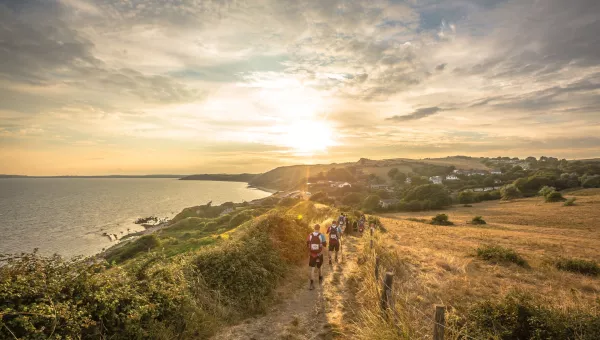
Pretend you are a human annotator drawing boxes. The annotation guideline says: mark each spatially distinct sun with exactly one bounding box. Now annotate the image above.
[282,120,334,154]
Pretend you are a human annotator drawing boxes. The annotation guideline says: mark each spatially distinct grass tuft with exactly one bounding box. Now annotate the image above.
[476,244,527,267]
[556,258,600,276]
[471,216,487,225]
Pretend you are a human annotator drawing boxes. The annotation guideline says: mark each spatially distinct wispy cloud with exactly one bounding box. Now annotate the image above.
[386,107,445,122]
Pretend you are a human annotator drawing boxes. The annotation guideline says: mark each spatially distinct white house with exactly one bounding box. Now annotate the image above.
[445,174,459,181]
[429,176,443,184]
[338,182,352,188]
[405,178,412,184]
[379,198,400,209]
[491,169,503,175]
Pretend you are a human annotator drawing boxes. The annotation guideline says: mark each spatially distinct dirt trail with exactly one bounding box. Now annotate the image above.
[212,236,361,340]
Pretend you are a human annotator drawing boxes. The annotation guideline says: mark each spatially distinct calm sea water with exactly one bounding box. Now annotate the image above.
[0,178,270,257]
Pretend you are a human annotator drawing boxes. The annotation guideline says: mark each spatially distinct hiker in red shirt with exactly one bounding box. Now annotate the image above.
[307,224,327,290]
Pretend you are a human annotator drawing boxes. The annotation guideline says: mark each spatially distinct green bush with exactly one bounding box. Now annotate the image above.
[430,214,454,226]
[363,195,381,210]
[556,258,600,276]
[501,184,522,200]
[404,184,452,209]
[538,185,556,197]
[476,244,527,267]
[0,252,221,339]
[106,234,161,263]
[228,210,254,227]
[472,216,486,225]
[545,191,566,202]
[465,292,600,339]
[564,197,577,206]
[342,192,363,205]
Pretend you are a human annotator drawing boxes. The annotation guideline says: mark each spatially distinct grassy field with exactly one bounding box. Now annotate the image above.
[368,188,600,338]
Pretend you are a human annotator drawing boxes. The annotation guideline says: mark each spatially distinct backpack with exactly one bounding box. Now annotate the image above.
[329,226,339,244]
[309,232,322,255]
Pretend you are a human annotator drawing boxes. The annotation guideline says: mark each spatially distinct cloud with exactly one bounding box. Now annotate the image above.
[1,0,600,174]
[386,107,445,122]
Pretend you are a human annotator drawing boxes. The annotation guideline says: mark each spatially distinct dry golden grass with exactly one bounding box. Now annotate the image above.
[370,189,600,338]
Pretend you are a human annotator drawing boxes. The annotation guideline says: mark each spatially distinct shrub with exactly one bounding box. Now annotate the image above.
[545,191,566,202]
[582,175,600,188]
[363,195,381,211]
[278,197,300,207]
[476,244,527,267]
[404,184,452,209]
[430,214,454,226]
[106,234,161,263]
[228,210,254,227]
[556,258,600,276]
[501,184,522,200]
[538,185,556,197]
[466,292,600,339]
[458,191,476,204]
[342,192,363,205]
[564,197,577,206]
[471,216,486,225]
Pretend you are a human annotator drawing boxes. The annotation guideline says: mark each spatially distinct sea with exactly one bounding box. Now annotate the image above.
[0,178,271,257]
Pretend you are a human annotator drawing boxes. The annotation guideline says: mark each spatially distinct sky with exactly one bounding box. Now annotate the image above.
[1,0,599,175]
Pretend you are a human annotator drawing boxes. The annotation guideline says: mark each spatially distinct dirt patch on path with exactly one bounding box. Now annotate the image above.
[212,236,361,340]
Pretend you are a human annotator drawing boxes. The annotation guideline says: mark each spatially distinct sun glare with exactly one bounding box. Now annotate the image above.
[282,120,334,154]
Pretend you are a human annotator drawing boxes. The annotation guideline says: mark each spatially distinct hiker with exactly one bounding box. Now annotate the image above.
[358,218,365,234]
[352,220,358,233]
[369,222,376,235]
[338,213,345,225]
[307,224,327,290]
[327,221,343,265]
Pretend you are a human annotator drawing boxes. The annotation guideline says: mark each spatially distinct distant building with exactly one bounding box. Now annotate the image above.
[445,174,459,181]
[338,182,352,188]
[370,184,391,190]
[429,176,443,184]
[405,178,412,184]
[379,198,400,209]
[491,169,503,175]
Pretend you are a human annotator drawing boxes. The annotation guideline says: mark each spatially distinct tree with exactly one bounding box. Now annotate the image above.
[583,175,600,188]
[309,191,328,202]
[404,184,452,209]
[483,176,495,187]
[363,195,381,211]
[501,184,522,200]
[375,189,391,199]
[394,172,407,183]
[458,191,476,204]
[388,168,399,179]
[342,192,363,205]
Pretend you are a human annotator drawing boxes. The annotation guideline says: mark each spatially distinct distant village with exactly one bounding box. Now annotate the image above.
[255,156,599,213]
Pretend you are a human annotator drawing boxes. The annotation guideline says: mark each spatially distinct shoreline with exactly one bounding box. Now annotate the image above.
[247,185,279,194]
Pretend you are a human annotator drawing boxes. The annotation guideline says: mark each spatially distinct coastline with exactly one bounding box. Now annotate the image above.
[247,184,279,194]
[98,185,279,258]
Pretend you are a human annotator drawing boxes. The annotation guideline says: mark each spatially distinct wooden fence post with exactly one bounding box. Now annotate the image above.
[433,305,446,340]
[370,238,373,250]
[375,256,380,280]
[380,272,394,312]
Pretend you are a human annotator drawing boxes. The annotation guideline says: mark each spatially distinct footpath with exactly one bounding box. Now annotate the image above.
[212,236,360,340]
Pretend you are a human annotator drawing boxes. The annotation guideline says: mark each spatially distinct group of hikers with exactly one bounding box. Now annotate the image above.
[306,213,372,290]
